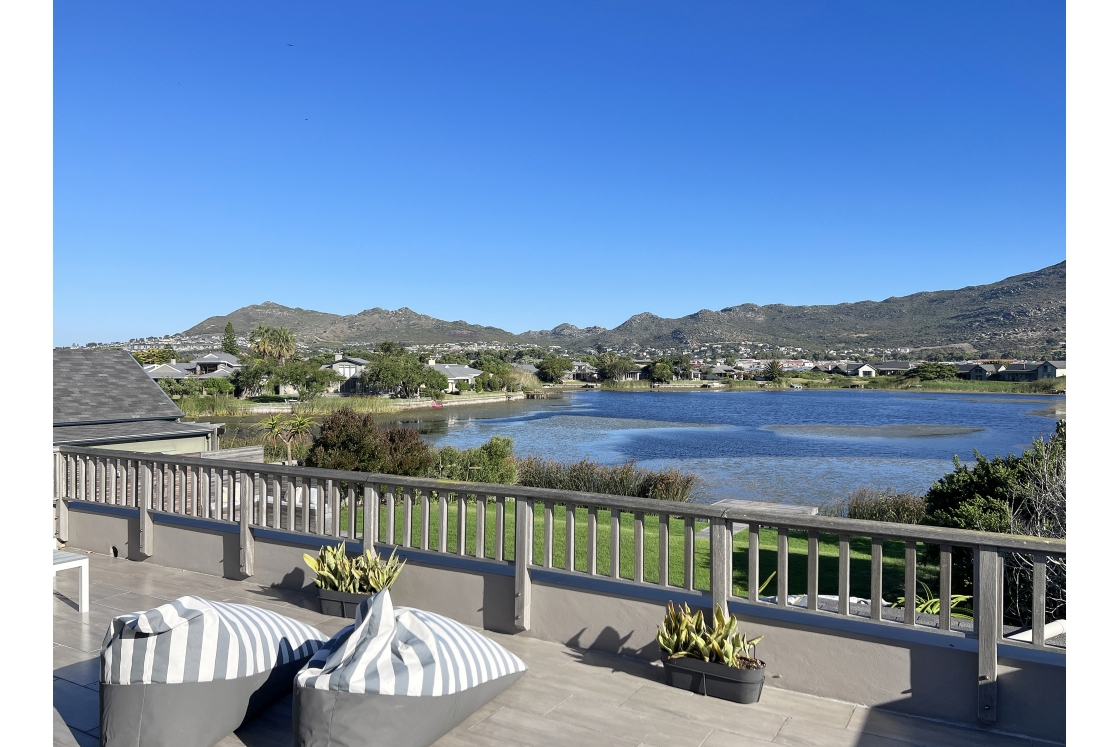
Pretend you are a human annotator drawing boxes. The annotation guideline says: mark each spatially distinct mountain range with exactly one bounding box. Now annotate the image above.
[181,262,1066,357]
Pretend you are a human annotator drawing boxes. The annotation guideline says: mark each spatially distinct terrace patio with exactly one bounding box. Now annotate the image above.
[53,552,1050,747]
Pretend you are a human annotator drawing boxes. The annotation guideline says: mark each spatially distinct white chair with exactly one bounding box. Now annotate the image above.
[53,549,89,613]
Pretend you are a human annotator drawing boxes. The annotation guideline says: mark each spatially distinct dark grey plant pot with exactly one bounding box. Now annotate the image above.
[318,588,370,618]
[660,652,766,704]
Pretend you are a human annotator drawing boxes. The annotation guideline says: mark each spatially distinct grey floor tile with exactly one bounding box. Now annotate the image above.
[848,709,1035,747]
[53,617,105,653]
[776,717,912,747]
[469,703,643,747]
[621,684,789,740]
[53,646,99,687]
[547,693,713,747]
[701,728,779,746]
[53,707,99,747]
[754,686,859,729]
[54,677,100,733]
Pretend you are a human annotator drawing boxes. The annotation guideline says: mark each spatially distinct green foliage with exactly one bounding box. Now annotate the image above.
[657,602,763,669]
[428,436,518,484]
[159,377,203,397]
[822,488,927,524]
[303,543,406,594]
[305,408,434,475]
[765,360,784,380]
[360,352,448,398]
[175,394,242,417]
[249,325,296,363]
[913,362,959,381]
[892,581,973,620]
[594,352,635,381]
[648,360,673,383]
[516,456,696,501]
[278,359,340,401]
[133,346,177,365]
[221,322,239,355]
[202,378,235,395]
[261,414,316,464]
[536,357,573,384]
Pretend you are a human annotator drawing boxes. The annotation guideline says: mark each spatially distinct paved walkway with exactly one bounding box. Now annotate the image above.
[53,552,1051,747]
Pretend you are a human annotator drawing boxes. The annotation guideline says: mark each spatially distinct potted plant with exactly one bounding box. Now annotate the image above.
[656,602,766,703]
[303,543,406,617]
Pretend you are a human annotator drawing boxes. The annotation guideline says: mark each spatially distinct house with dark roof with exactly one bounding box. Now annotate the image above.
[956,363,1003,381]
[996,362,1043,382]
[54,349,218,453]
[1037,360,1067,379]
[320,354,371,394]
[186,352,241,376]
[871,361,916,376]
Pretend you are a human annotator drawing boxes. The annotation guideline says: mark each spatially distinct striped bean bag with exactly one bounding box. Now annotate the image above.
[294,589,527,747]
[100,595,328,747]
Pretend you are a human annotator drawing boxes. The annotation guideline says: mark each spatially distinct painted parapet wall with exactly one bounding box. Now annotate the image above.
[62,502,1064,743]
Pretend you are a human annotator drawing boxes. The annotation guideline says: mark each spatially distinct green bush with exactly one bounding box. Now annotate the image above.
[516,456,696,501]
[304,408,434,476]
[428,436,518,484]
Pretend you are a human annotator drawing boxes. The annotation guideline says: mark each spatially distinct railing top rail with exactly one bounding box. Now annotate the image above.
[59,445,1065,555]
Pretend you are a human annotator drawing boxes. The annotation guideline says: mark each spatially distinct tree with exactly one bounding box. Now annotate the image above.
[914,362,958,381]
[249,325,296,364]
[595,352,634,381]
[221,322,239,355]
[648,360,673,383]
[765,360,784,381]
[262,414,316,464]
[669,354,692,380]
[360,352,446,398]
[132,346,176,365]
[279,359,340,401]
[536,357,573,383]
[305,409,434,475]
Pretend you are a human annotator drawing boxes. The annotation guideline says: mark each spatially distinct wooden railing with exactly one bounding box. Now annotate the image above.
[54,445,1065,724]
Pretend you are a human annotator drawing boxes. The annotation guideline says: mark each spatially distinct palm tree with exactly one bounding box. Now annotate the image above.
[284,415,315,464]
[260,414,287,459]
[250,325,275,359]
[272,327,296,364]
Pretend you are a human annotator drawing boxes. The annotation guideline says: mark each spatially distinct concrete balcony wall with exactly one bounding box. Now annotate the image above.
[63,501,1064,743]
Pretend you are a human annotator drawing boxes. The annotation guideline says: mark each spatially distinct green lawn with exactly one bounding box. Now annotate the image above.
[330,498,949,603]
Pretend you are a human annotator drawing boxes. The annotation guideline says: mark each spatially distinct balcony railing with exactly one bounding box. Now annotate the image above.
[54,445,1065,727]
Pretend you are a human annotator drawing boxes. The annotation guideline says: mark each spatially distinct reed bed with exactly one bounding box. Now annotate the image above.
[516,456,696,502]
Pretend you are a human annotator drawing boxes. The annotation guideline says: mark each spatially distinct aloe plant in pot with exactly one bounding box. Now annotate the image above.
[303,543,406,617]
[656,602,766,703]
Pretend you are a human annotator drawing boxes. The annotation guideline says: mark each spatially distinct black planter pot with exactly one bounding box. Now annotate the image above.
[317,588,370,618]
[660,652,767,704]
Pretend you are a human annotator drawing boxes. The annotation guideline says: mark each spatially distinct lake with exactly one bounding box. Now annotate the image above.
[395,389,1063,507]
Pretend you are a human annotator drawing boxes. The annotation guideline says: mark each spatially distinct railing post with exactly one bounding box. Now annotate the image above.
[976,545,1001,724]
[139,460,154,557]
[54,449,68,542]
[710,518,730,612]
[514,496,532,631]
[240,471,255,576]
[363,484,378,554]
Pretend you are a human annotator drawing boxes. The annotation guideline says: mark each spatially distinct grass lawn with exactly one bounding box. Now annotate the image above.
[330,499,949,604]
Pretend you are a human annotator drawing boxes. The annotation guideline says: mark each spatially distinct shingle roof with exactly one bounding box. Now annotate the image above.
[144,363,191,379]
[189,352,241,366]
[53,420,215,447]
[1045,360,1067,367]
[428,363,482,379]
[54,349,184,425]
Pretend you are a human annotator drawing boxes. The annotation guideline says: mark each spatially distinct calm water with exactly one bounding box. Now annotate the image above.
[400,390,1063,507]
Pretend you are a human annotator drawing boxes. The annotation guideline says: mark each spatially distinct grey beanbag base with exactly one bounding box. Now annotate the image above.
[101,658,306,747]
[293,671,524,747]
[100,595,327,747]
[293,589,527,747]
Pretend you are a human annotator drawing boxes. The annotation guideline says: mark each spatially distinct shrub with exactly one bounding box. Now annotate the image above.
[847,488,926,524]
[304,408,433,476]
[428,436,518,484]
[516,456,696,502]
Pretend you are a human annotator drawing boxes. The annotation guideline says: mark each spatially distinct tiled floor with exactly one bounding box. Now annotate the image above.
[53,552,1051,747]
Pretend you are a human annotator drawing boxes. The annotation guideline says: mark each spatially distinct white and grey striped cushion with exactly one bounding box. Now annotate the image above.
[296,589,526,696]
[102,596,328,685]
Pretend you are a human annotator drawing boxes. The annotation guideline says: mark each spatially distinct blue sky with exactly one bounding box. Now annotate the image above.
[54,1,1065,346]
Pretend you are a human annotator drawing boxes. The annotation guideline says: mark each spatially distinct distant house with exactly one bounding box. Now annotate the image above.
[428,362,483,392]
[143,362,191,380]
[55,349,218,453]
[1037,360,1066,379]
[702,364,740,380]
[996,363,1043,382]
[621,365,648,382]
[185,352,241,376]
[570,361,597,381]
[513,363,539,375]
[871,361,916,376]
[956,363,1003,381]
[320,354,370,394]
[828,362,877,377]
